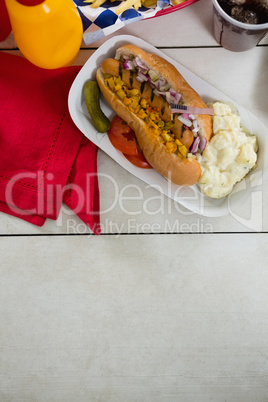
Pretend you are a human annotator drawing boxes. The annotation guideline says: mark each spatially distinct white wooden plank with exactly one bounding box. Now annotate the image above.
[0,234,268,401]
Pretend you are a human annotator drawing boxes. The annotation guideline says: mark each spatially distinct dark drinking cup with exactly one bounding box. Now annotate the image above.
[212,0,268,51]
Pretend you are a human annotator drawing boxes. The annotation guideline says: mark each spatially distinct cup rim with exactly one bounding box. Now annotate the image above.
[212,0,268,30]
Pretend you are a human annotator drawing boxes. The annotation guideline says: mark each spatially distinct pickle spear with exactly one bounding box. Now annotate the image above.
[84,80,111,133]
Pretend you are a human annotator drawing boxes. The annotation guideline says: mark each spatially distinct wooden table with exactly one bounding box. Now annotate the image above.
[1,0,268,400]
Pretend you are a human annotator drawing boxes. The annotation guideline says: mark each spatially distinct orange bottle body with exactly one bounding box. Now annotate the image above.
[5,0,83,69]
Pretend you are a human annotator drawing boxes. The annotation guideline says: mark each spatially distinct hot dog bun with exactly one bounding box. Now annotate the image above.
[96,44,212,186]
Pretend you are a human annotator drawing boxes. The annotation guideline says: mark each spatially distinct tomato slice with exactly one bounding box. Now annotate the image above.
[123,153,152,169]
[123,138,152,169]
[108,115,152,169]
[108,115,138,156]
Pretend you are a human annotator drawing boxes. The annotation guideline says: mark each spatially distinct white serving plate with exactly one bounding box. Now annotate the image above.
[68,35,266,217]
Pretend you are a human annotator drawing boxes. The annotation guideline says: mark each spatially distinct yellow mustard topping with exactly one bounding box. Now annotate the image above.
[104,74,188,158]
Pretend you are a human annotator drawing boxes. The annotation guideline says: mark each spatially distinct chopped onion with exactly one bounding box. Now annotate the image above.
[169,87,177,97]
[174,92,182,105]
[123,60,134,70]
[168,91,181,105]
[170,95,178,104]
[158,79,170,92]
[169,88,177,102]
[178,115,192,127]
[190,136,200,154]
[153,88,166,96]
[182,113,189,120]
[135,56,148,71]
[136,72,148,83]
[192,119,200,133]
[165,92,171,104]
[199,137,207,152]
[153,78,162,90]
[147,76,154,84]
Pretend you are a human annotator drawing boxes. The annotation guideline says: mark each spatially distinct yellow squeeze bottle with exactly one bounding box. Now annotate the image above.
[5,0,83,69]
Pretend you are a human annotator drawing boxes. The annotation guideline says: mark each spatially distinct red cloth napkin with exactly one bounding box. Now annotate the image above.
[0,52,101,234]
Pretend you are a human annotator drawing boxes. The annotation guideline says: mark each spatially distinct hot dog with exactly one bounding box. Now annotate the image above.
[96,44,213,186]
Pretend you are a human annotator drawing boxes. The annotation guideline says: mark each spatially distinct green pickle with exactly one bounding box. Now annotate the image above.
[83,80,111,133]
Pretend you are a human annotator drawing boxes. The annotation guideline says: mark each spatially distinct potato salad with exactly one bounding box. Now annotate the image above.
[197,102,258,199]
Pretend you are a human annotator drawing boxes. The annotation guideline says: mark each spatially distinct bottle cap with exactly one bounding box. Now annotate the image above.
[16,0,45,5]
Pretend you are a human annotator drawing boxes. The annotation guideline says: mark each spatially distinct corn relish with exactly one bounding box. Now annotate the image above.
[104,74,188,158]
